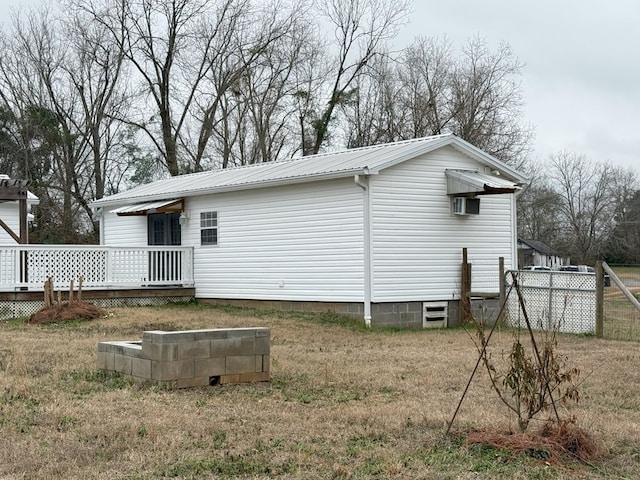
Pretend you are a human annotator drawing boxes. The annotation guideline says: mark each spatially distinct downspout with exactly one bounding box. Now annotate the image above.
[354,171,372,327]
[511,188,524,269]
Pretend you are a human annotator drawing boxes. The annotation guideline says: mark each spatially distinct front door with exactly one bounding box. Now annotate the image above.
[147,212,181,246]
[147,212,181,282]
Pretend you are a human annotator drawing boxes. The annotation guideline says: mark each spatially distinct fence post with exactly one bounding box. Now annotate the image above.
[460,248,472,323]
[595,261,604,338]
[498,257,505,323]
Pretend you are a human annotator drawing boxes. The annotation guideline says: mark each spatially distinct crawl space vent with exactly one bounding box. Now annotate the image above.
[422,302,448,328]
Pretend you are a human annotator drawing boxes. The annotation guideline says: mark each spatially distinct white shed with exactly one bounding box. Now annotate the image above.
[90,134,528,327]
[0,175,39,244]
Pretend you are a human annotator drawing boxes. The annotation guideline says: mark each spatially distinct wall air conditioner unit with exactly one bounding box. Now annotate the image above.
[423,302,448,328]
[452,197,480,215]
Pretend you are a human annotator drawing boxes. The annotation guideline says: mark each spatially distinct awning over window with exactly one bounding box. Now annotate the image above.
[109,198,184,216]
[445,169,520,196]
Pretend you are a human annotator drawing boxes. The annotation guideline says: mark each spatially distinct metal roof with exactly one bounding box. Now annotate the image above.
[445,169,521,195]
[90,134,529,208]
[109,199,183,215]
[519,239,562,257]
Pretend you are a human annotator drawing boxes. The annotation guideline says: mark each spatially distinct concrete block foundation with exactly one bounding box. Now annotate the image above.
[98,327,270,388]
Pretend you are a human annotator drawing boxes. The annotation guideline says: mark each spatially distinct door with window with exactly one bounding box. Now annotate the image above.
[147,212,181,282]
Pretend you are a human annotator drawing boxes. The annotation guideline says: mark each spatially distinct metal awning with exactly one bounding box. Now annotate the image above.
[109,198,184,216]
[445,169,521,196]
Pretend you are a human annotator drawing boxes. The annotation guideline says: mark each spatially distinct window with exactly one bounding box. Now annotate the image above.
[200,211,218,246]
[147,213,181,245]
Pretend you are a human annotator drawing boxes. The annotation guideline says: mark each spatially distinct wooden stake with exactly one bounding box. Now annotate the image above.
[77,276,83,302]
[69,279,74,303]
[44,277,52,309]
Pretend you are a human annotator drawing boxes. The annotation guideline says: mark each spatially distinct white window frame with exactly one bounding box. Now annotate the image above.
[200,211,218,246]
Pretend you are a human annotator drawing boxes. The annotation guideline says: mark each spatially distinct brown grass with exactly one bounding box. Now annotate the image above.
[1,304,639,479]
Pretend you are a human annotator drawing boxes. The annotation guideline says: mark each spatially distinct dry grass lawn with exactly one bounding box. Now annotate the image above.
[1,303,639,479]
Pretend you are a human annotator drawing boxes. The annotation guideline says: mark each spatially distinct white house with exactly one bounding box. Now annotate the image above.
[518,239,565,270]
[90,134,528,327]
[0,175,39,244]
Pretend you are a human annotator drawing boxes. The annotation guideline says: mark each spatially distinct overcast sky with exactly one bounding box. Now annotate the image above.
[402,0,640,172]
[1,0,638,172]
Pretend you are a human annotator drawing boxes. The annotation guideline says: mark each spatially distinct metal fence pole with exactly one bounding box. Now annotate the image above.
[595,261,604,338]
[498,257,505,324]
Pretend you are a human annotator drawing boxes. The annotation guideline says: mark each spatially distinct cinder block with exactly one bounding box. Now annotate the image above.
[114,354,132,375]
[255,336,270,355]
[255,355,263,373]
[151,359,194,381]
[226,328,259,338]
[226,355,256,374]
[99,341,140,356]
[194,329,228,340]
[238,372,270,383]
[211,338,243,357]
[255,328,270,338]
[142,331,167,343]
[97,351,115,371]
[142,342,178,362]
[173,376,210,388]
[194,357,225,377]
[178,340,211,360]
[131,358,152,379]
[219,374,240,384]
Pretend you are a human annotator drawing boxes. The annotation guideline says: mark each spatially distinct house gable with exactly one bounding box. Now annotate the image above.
[370,145,517,302]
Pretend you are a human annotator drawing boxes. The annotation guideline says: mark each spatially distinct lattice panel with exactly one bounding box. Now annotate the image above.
[505,270,596,334]
[0,296,194,321]
[0,248,16,285]
[26,249,108,287]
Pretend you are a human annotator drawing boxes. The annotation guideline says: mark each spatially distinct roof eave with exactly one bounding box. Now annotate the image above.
[90,168,370,208]
[448,139,530,184]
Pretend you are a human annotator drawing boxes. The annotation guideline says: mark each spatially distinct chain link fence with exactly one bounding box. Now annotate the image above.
[504,270,596,334]
[602,265,640,341]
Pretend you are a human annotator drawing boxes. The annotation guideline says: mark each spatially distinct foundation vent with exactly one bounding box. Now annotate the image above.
[422,302,448,328]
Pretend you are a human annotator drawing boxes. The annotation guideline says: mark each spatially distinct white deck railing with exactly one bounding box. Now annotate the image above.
[0,245,194,291]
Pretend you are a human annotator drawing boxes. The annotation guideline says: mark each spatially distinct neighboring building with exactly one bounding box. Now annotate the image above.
[0,175,39,244]
[90,134,528,328]
[518,239,565,270]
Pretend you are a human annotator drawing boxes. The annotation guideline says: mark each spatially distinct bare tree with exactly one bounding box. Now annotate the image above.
[341,35,533,166]
[448,37,532,167]
[197,0,306,169]
[61,5,128,203]
[0,5,127,241]
[604,168,640,263]
[549,152,618,264]
[297,0,410,155]
[342,54,403,148]
[398,36,453,138]
[517,182,564,250]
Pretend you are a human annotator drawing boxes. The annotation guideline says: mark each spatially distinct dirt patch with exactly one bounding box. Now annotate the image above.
[28,301,104,324]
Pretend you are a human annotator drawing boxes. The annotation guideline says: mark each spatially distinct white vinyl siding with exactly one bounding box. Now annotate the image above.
[102,210,149,247]
[0,202,20,244]
[187,179,365,302]
[370,145,515,302]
